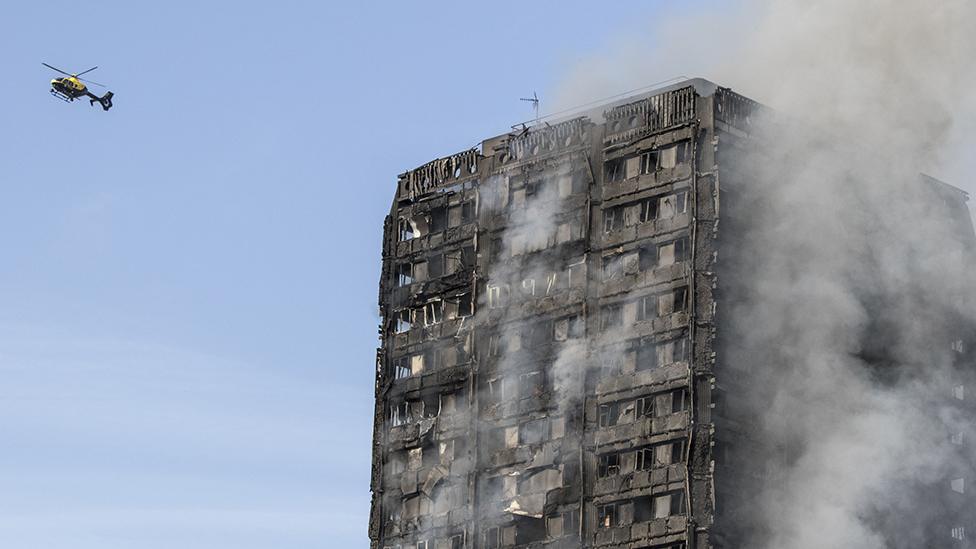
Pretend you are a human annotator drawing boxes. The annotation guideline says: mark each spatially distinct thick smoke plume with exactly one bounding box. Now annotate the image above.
[553,1,976,547]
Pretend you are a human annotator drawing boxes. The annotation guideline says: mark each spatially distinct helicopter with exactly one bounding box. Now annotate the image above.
[43,63,114,111]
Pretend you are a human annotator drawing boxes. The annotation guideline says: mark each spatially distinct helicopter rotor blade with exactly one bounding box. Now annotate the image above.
[74,66,98,77]
[79,77,106,87]
[42,62,72,76]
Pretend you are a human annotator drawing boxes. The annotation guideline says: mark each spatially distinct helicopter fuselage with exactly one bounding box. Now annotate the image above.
[51,77,87,100]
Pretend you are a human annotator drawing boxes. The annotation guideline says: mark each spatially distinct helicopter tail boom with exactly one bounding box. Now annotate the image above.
[86,91,113,111]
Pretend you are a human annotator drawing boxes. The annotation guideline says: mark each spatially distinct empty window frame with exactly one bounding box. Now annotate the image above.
[639,195,659,223]
[441,292,473,320]
[558,171,588,197]
[484,527,500,549]
[658,191,688,219]
[617,400,637,424]
[565,256,586,287]
[423,300,444,326]
[638,243,658,271]
[439,392,459,415]
[675,236,691,262]
[653,490,686,518]
[635,439,686,470]
[673,337,690,363]
[639,287,688,320]
[605,158,627,183]
[490,235,504,262]
[488,377,511,404]
[520,321,550,348]
[603,254,624,280]
[636,294,657,322]
[448,200,475,227]
[411,398,432,421]
[546,510,578,538]
[663,286,689,315]
[461,245,476,269]
[636,394,655,418]
[659,142,689,169]
[598,401,619,428]
[598,452,621,478]
[487,284,508,308]
[657,236,690,267]
[385,494,403,523]
[639,150,659,175]
[390,399,433,427]
[520,418,548,445]
[510,186,528,209]
[429,207,447,233]
[394,309,412,333]
[459,292,474,317]
[639,142,689,173]
[410,353,425,375]
[397,263,414,286]
[488,333,504,358]
[605,198,658,232]
[556,218,582,245]
[392,356,412,380]
[398,217,417,241]
[597,502,618,528]
[639,236,690,270]
[635,340,660,371]
[438,439,455,462]
[634,496,655,523]
[636,338,690,371]
[391,402,409,427]
[601,303,623,330]
[553,315,583,341]
[671,387,689,413]
[604,206,623,233]
[427,254,445,278]
[442,247,470,276]
[602,388,688,428]
[518,371,545,399]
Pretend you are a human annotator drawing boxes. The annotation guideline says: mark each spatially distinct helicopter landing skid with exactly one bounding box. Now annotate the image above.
[50,89,72,102]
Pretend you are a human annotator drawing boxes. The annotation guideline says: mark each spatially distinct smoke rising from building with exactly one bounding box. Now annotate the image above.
[371,2,976,547]
[556,1,976,547]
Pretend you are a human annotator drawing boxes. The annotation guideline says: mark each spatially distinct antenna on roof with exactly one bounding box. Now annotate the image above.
[520,91,540,123]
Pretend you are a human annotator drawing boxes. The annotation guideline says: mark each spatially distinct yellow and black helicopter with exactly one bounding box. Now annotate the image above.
[43,63,114,111]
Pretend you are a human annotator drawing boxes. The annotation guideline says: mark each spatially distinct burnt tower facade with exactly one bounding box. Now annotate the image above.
[370,79,976,549]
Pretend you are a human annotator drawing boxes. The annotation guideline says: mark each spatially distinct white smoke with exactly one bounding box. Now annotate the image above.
[554,0,976,198]
[553,1,976,547]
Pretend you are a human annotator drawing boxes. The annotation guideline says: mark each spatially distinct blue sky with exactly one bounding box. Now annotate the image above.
[0,2,723,547]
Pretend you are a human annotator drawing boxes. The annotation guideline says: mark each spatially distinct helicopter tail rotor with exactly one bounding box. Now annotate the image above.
[87,91,114,111]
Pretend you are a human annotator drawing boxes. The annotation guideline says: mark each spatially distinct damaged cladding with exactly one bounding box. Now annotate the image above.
[370,79,976,548]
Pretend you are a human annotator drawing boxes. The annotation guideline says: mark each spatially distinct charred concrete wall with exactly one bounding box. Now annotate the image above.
[370,79,976,549]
